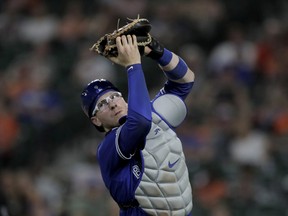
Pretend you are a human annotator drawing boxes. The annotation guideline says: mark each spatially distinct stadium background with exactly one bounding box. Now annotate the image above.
[0,0,288,215]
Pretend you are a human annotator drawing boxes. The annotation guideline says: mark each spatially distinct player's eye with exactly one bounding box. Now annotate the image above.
[110,93,120,100]
[97,100,108,110]
[93,92,122,115]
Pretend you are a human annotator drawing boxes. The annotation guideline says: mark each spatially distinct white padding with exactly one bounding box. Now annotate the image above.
[152,94,187,127]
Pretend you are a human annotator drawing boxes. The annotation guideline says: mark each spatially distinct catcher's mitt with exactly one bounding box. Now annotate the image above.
[90,16,152,57]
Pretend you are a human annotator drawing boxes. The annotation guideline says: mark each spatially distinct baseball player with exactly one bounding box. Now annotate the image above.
[81,34,195,215]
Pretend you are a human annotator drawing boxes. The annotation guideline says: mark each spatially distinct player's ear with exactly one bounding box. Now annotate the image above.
[91,116,102,127]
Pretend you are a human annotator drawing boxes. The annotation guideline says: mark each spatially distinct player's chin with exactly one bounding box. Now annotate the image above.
[117,111,127,120]
[115,109,127,117]
[115,111,127,121]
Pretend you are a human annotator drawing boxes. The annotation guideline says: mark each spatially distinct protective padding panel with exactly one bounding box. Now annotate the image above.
[152,94,187,127]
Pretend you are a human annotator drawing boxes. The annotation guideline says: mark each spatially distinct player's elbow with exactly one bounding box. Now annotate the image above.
[175,68,195,84]
[126,112,152,136]
[185,68,195,82]
[133,115,152,137]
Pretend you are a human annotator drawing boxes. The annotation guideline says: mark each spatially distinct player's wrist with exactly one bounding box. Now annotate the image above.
[126,63,142,72]
[146,37,164,60]
[157,49,173,66]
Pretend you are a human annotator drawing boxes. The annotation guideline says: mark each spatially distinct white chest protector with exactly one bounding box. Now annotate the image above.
[135,94,193,216]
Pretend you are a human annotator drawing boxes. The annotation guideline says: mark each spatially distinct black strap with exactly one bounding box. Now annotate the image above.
[118,199,139,210]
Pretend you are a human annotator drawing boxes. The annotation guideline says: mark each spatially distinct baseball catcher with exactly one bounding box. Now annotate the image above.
[81,16,194,216]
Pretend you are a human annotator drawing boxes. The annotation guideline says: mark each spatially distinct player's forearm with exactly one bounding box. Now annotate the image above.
[118,63,152,156]
[158,49,195,83]
[127,63,152,121]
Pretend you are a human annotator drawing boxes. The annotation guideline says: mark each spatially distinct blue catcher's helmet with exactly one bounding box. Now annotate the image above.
[81,79,120,118]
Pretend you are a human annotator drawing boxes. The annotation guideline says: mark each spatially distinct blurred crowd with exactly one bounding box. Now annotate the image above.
[0,0,288,215]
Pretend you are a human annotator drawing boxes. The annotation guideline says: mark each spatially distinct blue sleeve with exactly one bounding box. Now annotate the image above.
[126,64,151,119]
[97,131,142,205]
[155,48,194,100]
[118,64,152,158]
[156,80,194,101]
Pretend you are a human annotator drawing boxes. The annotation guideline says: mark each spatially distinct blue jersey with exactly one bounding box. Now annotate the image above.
[97,63,193,215]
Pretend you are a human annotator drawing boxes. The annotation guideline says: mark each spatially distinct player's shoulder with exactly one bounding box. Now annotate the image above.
[152,94,187,127]
[97,128,118,155]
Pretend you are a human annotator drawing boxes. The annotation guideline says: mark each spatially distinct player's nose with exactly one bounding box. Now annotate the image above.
[108,101,117,109]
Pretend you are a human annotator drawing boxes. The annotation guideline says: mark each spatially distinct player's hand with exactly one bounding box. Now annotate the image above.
[144,46,152,55]
[108,35,141,67]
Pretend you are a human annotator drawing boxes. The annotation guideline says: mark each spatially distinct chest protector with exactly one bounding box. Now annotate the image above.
[135,94,193,216]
